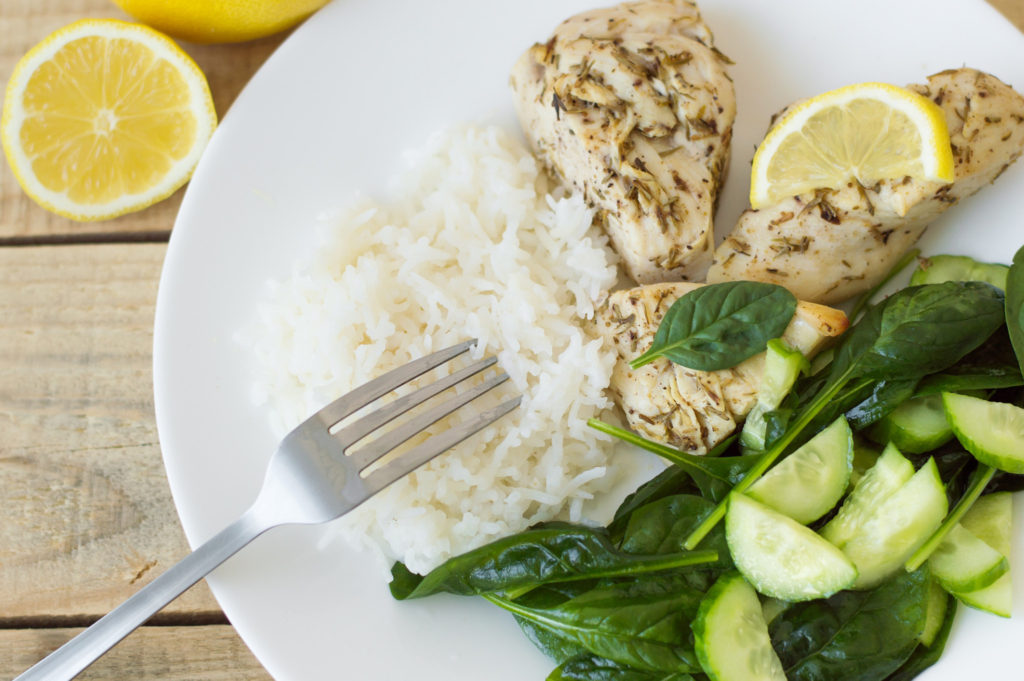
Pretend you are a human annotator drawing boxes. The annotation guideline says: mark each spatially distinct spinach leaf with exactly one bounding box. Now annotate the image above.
[769,569,929,681]
[389,523,716,600]
[914,326,1022,396]
[630,282,797,371]
[485,574,704,673]
[1005,244,1024,379]
[547,654,699,681]
[845,378,919,430]
[825,281,1005,385]
[609,466,697,540]
[619,495,731,572]
[885,596,957,681]
[589,419,757,500]
[516,615,591,664]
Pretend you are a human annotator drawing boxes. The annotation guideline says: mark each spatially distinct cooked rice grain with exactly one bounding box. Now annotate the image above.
[243,125,624,574]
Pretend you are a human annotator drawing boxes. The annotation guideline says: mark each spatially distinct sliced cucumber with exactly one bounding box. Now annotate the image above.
[866,393,953,454]
[838,458,948,589]
[944,392,1024,473]
[694,572,787,681]
[746,416,853,524]
[926,523,1008,593]
[821,442,915,549]
[961,492,1013,555]
[954,574,1011,618]
[952,492,1013,617]
[919,577,949,647]
[760,597,790,626]
[910,254,1009,291]
[849,441,881,488]
[741,339,808,451]
[726,493,857,601]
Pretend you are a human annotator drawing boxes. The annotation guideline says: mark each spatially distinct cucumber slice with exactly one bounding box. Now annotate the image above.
[954,574,1011,618]
[919,577,949,647]
[866,393,953,454]
[741,339,808,451]
[693,572,787,681]
[838,458,948,589]
[952,492,1013,617]
[726,493,857,601]
[910,254,1009,290]
[926,523,1008,593]
[961,492,1013,555]
[822,443,914,549]
[943,392,1024,473]
[849,441,881,488]
[746,416,853,523]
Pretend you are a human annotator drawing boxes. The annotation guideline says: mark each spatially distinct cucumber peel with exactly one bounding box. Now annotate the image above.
[693,572,787,681]
[726,493,857,601]
[944,392,1024,473]
[746,416,853,524]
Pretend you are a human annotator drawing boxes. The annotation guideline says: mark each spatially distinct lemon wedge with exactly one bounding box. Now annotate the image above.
[1,19,216,221]
[113,0,330,44]
[749,82,954,209]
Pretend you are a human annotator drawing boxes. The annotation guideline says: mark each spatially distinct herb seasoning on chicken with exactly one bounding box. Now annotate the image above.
[709,68,1024,305]
[510,0,735,284]
[595,283,847,453]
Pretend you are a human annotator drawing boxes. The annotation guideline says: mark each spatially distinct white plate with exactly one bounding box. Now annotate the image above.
[154,0,1024,679]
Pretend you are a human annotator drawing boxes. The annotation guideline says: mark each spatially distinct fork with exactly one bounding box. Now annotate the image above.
[16,339,519,681]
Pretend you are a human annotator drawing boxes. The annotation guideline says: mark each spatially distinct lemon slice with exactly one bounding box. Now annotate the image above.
[1,19,216,221]
[750,82,954,208]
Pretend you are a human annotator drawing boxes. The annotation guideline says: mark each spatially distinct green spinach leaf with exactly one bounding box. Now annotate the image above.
[769,569,930,681]
[609,466,697,540]
[619,495,731,572]
[1004,244,1024,379]
[485,574,704,673]
[547,654,699,681]
[630,282,797,371]
[885,596,957,681]
[389,523,716,600]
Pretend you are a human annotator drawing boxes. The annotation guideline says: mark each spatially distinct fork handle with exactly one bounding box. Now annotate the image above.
[15,510,267,681]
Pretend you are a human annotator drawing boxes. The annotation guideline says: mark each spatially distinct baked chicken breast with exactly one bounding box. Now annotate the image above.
[708,68,1024,304]
[510,0,735,284]
[595,283,847,453]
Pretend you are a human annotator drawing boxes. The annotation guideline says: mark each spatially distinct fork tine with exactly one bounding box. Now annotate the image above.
[362,396,523,496]
[309,339,476,429]
[347,371,510,471]
[331,355,498,448]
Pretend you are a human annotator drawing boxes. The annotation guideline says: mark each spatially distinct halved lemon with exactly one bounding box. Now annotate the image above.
[749,82,954,209]
[1,19,217,221]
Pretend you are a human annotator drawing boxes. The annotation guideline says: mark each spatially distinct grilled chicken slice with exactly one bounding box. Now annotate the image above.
[596,283,847,453]
[708,68,1024,304]
[510,0,735,284]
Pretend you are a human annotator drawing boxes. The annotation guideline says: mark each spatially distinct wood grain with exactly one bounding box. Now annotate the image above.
[0,0,287,242]
[0,626,271,680]
[0,243,221,620]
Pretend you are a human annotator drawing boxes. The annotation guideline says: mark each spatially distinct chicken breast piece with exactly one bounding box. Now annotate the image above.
[595,283,847,453]
[510,0,735,284]
[708,68,1024,305]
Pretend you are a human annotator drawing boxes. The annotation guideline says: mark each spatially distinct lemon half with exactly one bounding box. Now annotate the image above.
[1,19,217,221]
[749,82,954,209]
[113,0,330,44]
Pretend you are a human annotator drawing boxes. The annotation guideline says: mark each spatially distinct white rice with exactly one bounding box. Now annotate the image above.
[242,125,627,575]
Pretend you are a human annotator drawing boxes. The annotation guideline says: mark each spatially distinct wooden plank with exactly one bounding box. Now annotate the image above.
[0,243,222,619]
[0,0,287,241]
[992,0,1024,29]
[0,626,271,680]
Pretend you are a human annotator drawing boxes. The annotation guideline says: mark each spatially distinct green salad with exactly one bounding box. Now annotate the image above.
[387,247,1024,681]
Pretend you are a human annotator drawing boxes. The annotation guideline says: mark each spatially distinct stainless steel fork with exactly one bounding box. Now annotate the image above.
[16,339,519,681]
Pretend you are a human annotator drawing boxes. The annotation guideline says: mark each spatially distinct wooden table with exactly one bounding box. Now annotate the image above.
[1,1,1023,679]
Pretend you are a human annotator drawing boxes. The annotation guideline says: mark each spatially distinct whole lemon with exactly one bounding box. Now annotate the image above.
[111,0,330,44]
